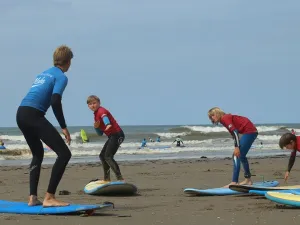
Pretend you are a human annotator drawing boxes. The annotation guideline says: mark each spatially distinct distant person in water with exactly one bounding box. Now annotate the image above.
[156,136,161,142]
[260,141,263,148]
[149,137,154,142]
[208,107,258,188]
[87,95,125,183]
[141,138,147,148]
[291,129,296,135]
[0,140,4,146]
[279,133,300,183]
[173,136,184,147]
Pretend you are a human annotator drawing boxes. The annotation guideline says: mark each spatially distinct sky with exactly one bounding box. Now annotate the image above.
[0,0,299,127]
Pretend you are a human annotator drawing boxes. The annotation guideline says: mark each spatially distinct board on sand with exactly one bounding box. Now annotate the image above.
[229,183,300,193]
[0,200,113,215]
[84,180,138,196]
[265,192,300,207]
[184,181,279,196]
[249,189,300,196]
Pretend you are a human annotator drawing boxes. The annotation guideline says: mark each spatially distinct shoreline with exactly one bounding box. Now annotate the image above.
[0,153,291,168]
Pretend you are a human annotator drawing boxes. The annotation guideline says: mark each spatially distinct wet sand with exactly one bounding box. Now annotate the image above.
[1,156,300,225]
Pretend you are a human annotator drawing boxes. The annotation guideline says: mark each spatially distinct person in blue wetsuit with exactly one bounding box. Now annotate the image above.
[156,136,161,142]
[0,139,5,149]
[141,138,147,148]
[16,45,73,207]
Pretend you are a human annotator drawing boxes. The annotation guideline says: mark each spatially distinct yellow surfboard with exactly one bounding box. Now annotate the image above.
[265,191,300,207]
[80,129,89,143]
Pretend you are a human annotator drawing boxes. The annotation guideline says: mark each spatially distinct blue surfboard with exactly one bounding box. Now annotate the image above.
[184,180,279,196]
[84,180,138,196]
[0,200,113,215]
[249,189,300,196]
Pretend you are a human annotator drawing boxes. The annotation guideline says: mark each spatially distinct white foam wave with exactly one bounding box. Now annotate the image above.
[183,126,227,133]
[0,141,282,161]
[256,126,283,133]
[258,135,280,141]
[0,135,25,141]
[183,125,283,133]
[1,131,81,142]
[70,132,81,139]
[155,132,191,138]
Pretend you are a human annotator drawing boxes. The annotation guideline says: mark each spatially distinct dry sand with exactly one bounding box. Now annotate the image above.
[1,156,300,225]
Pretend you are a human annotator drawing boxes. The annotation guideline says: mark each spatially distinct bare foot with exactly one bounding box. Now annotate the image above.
[223,182,238,188]
[43,193,69,207]
[28,195,42,206]
[239,179,253,185]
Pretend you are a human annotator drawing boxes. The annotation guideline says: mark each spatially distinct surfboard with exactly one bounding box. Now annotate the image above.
[0,146,6,150]
[0,200,113,215]
[249,189,300,196]
[80,129,89,143]
[84,180,138,196]
[265,192,300,207]
[184,180,279,196]
[229,183,300,193]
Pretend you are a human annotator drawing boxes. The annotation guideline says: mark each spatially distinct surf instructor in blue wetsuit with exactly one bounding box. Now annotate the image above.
[16,45,73,207]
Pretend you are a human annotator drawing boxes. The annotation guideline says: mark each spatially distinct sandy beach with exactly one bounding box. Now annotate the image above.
[0,156,300,225]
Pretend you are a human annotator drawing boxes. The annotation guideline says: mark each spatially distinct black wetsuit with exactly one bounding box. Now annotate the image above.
[99,130,125,181]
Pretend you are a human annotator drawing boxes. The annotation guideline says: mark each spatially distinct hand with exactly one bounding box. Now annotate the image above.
[284,171,289,183]
[104,124,112,131]
[62,128,71,146]
[233,147,240,157]
[94,121,100,128]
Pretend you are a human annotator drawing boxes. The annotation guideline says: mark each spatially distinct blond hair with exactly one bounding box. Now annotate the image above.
[87,95,100,104]
[53,45,73,67]
[207,107,225,124]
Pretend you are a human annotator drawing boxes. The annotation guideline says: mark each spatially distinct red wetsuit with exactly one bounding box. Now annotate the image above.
[94,106,121,136]
[220,114,257,134]
[220,114,257,147]
[287,136,300,172]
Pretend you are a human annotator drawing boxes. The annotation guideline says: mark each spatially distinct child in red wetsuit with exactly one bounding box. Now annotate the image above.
[279,133,300,183]
[87,95,125,183]
[208,107,258,187]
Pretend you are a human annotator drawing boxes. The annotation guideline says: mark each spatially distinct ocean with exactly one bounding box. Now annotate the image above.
[0,124,298,166]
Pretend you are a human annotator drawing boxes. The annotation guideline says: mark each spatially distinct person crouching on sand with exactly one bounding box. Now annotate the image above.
[87,95,125,183]
[279,133,300,183]
[208,107,258,187]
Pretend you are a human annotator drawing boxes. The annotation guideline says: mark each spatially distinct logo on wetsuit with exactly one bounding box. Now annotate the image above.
[32,77,46,88]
